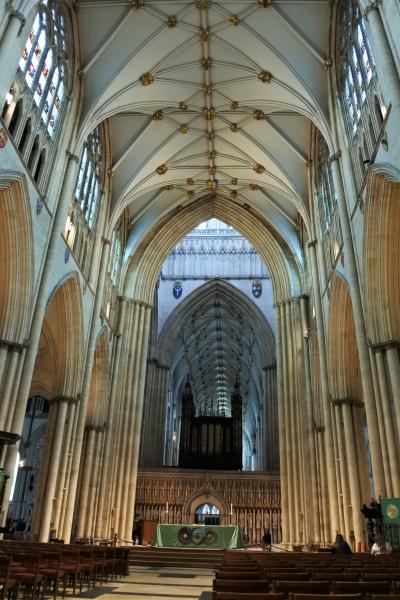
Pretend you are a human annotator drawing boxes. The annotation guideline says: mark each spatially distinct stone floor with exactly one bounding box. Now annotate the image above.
[77,567,213,600]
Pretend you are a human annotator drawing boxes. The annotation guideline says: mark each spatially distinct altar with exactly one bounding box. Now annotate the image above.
[153,524,244,549]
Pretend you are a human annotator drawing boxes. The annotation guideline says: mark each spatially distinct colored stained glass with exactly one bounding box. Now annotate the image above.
[18,1,68,136]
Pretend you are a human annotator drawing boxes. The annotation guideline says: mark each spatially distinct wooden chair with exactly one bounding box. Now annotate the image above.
[334,581,392,595]
[292,594,363,600]
[213,579,270,593]
[212,593,283,600]
[0,555,18,600]
[267,573,311,581]
[312,572,358,581]
[215,571,262,580]
[272,579,331,596]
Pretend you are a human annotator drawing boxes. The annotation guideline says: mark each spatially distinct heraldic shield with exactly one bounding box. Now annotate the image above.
[173,280,183,299]
[252,279,262,298]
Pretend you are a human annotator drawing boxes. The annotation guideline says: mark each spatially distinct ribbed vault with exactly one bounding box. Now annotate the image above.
[159,279,275,444]
[71,0,336,288]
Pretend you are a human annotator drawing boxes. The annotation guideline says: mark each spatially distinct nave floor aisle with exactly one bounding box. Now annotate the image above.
[77,566,213,600]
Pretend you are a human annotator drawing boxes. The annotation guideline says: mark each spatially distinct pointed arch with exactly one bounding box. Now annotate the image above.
[123,195,300,305]
[30,274,84,399]
[327,273,362,401]
[0,174,34,343]
[363,167,400,344]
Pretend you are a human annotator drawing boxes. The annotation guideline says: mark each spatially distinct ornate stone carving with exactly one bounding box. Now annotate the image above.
[201,57,212,70]
[253,109,265,120]
[167,16,177,27]
[140,72,155,86]
[253,163,265,174]
[258,70,273,83]
[179,124,189,134]
[156,164,168,175]
[231,101,239,110]
[152,110,163,120]
[229,15,240,26]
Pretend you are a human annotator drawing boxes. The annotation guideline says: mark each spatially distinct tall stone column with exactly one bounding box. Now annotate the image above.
[75,427,96,538]
[300,295,320,543]
[308,240,339,538]
[0,345,21,429]
[123,303,151,541]
[385,344,400,444]
[329,155,385,498]
[53,398,77,535]
[94,297,127,538]
[332,402,351,539]
[61,237,111,542]
[368,348,391,495]
[0,6,25,101]
[38,397,69,542]
[341,400,365,545]
[374,349,400,495]
[274,303,288,545]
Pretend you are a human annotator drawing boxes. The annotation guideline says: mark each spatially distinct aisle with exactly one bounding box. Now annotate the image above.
[78,566,213,600]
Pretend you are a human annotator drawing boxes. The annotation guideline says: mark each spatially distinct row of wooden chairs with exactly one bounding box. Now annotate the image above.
[212,551,400,600]
[0,541,128,599]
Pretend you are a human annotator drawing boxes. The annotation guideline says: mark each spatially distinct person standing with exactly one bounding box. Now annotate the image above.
[263,528,272,551]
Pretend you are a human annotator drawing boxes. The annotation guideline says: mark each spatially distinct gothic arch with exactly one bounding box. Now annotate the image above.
[30,274,84,399]
[182,489,230,526]
[0,174,34,343]
[363,166,400,344]
[328,274,363,401]
[123,195,300,305]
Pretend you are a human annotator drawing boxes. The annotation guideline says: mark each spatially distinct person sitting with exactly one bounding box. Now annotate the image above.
[332,533,352,554]
[371,533,392,555]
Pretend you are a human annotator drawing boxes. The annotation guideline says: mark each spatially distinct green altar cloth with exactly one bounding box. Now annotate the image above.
[153,524,244,548]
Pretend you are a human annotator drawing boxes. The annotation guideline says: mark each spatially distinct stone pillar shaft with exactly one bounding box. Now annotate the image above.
[62,237,110,542]
[308,241,339,538]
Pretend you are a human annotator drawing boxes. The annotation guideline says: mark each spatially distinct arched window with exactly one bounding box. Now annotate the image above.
[336,0,386,191]
[18,0,69,138]
[337,0,375,137]
[74,128,103,230]
[108,229,122,286]
[315,134,337,234]
[314,130,343,272]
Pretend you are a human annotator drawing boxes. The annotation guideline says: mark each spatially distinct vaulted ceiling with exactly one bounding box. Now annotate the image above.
[158,279,275,435]
[76,0,333,285]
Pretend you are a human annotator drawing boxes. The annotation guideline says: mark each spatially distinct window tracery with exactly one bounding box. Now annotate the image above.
[18,0,68,137]
[336,0,386,192]
[64,127,105,281]
[1,0,70,188]
[74,128,103,230]
[314,131,343,273]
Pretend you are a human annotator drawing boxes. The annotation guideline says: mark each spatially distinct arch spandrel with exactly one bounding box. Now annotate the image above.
[121,195,301,305]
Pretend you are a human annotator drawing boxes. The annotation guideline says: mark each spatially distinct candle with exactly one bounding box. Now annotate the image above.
[166,501,169,513]
[230,503,233,514]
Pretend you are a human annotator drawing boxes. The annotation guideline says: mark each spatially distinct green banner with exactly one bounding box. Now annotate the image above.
[381,498,400,525]
[154,524,244,549]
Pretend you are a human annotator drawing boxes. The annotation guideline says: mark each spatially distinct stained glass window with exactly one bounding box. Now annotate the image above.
[74,128,103,231]
[337,0,375,137]
[18,0,68,137]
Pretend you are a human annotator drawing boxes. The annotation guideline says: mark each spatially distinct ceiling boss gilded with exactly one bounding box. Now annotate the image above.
[77,0,331,260]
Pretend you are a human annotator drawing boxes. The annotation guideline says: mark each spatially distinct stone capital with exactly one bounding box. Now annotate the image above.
[362,0,382,19]
[328,151,342,164]
[330,396,364,408]
[370,340,400,352]
[66,150,80,164]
